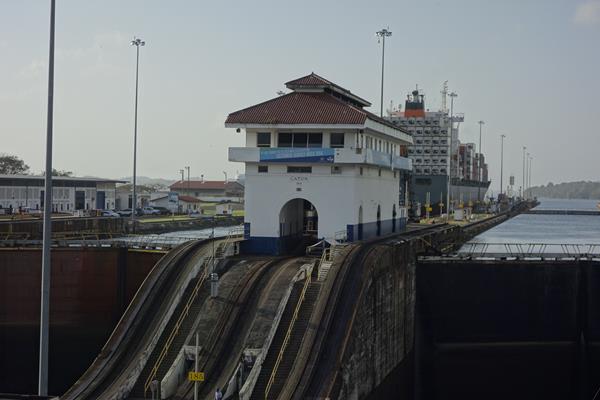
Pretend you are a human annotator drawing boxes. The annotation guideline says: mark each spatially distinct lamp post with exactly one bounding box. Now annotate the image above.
[477,120,485,203]
[446,91,457,218]
[185,166,190,193]
[526,152,530,198]
[131,37,145,228]
[500,134,506,197]
[522,146,526,198]
[376,28,392,117]
[529,155,533,196]
[39,1,55,395]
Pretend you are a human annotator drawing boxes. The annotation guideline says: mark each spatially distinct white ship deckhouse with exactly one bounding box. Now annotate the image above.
[226,73,413,254]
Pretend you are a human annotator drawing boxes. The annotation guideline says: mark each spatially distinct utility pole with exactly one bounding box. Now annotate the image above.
[477,120,485,203]
[446,91,457,218]
[522,146,526,198]
[39,0,55,395]
[500,134,506,197]
[131,37,145,227]
[529,155,533,196]
[185,166,190,193]
[376,28,392,117]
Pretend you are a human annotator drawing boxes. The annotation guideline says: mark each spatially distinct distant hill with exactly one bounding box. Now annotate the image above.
[119,176,176,190]
[526,181,600,199]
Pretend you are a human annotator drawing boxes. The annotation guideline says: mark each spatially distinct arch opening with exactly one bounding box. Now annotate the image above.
[279,198,319,253]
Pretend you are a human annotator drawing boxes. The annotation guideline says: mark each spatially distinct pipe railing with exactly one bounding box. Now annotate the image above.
[264,271,312,399]
[143,233,238,396]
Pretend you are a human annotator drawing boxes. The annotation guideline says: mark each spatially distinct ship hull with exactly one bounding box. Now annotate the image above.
[411,175,490,214]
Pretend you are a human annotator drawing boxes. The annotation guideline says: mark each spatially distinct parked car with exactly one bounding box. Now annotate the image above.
[142,206,161,215]
[117,209,132,217]
[151,206,172,215]
[101,210,120,217]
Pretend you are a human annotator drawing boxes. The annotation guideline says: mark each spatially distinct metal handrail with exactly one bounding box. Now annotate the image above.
[264,271,312,399]
[142,234,236,396]
[461,242,600,257]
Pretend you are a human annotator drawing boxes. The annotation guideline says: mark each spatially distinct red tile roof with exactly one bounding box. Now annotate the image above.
[177,195,201,203]
[285,73,335,88]
[226,92,368,126]
[285,73,370,107]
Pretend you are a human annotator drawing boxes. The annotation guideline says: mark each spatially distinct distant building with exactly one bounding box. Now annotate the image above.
[115,184,152,210]
[177,195,201,213]
[226,73,413,254]
[169,180,244,202]
[0,174,124,212]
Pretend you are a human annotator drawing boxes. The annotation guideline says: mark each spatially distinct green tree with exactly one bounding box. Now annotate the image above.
[52,169,73,177]
[0,154,29,174]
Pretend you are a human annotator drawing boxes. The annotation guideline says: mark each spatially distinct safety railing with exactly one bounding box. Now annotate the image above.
[460,242,600,258]
[142,234,237,396]
[264,271,312,399]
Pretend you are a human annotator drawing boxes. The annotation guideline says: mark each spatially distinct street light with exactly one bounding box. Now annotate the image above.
[500,134,506,197]
[477,120,485,203]
[131,36,145,229]
[39,0,55,395]
[529,155,533,196]
[522,146,527,198]
[376,28,392,117]
[446,91,457,218]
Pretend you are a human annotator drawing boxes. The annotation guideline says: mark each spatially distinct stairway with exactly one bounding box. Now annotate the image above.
[128,271,206,399]
[251,280,321,400]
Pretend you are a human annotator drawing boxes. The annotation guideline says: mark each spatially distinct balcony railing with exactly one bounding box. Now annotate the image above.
[228,147,412,170]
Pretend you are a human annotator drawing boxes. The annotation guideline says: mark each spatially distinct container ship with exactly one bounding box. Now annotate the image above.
[386,85,491,215]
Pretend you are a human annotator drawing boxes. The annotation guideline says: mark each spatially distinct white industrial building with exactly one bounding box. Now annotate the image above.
[226,73,413,254]
[0,174,124,213]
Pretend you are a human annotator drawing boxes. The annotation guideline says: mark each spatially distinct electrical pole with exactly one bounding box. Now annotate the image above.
[477,120,485,203]
[521,146,526,199]
[39,0,55,395]
[376,28,392,117]
[500,134,506,197]
[131,37,145,227]
[529,155,533,196]
[446,91,457,218]
[185,166,190,193]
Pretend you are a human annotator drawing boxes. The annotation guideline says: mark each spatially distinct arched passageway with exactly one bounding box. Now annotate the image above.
[279,198,318,252]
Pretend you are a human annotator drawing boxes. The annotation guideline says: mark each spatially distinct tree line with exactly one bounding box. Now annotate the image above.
[526,181,600,200]
[0,153,73,177]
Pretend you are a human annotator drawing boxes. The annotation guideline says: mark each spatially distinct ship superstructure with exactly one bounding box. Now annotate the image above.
[387,88,490,214]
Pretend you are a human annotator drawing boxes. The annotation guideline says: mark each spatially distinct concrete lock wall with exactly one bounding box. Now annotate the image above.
[0,247,163,396]
[337,242,418,399]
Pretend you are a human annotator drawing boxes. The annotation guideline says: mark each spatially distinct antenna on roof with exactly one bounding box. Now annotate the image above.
[440,80,448,113]
[276,90,286,96]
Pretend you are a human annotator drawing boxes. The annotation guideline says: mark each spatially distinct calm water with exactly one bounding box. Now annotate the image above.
[462,198,600,253]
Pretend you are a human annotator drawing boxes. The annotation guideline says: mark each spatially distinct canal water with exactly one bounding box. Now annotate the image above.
[464,198,600,251]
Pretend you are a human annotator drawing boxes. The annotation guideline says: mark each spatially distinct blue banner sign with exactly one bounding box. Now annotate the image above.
[260,148,335,163]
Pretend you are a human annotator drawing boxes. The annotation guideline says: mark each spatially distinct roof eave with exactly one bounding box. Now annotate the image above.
[225,123,366,129]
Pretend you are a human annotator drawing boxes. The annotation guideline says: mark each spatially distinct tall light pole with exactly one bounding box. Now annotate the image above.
[185,166,190,193]
[131,37,145,227]
[522,146,526,198]
[446,91,457,217]
[376,28,392,117]
[529,155,533,196]
[477,120,485,203]
[526,152,530,198]
[500,134,506,197]
[39,0,55,395]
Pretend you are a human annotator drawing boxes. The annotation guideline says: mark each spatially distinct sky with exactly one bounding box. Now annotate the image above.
[1,0,599,190]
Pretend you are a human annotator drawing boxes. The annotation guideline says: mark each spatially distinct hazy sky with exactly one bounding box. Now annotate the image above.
[1,0,599,189]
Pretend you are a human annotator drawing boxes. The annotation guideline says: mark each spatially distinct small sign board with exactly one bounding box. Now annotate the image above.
[188,371,205,382]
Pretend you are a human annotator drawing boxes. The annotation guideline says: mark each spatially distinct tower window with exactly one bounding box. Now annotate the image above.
[330,133,345,148]
[257,132,271,147]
